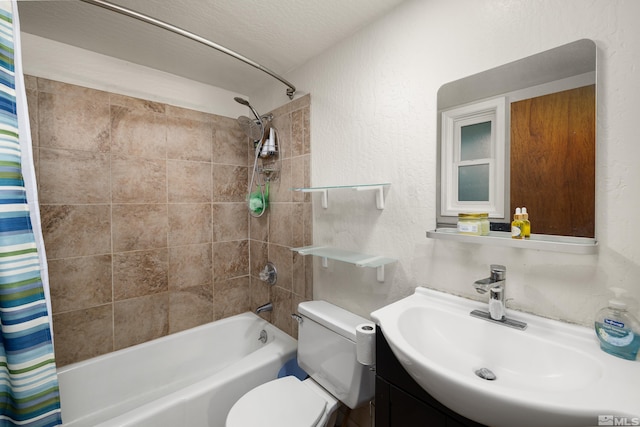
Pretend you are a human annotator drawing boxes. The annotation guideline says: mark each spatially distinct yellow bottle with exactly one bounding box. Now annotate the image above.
[521,207,531,239]
[511,207,524,239]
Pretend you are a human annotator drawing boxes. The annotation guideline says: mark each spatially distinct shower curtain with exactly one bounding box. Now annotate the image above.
[0,1,62,426]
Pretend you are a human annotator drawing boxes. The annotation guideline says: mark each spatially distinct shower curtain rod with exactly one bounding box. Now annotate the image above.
[79,0,297,99]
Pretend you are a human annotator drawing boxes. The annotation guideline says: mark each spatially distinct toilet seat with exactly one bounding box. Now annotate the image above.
[226,376,335,427]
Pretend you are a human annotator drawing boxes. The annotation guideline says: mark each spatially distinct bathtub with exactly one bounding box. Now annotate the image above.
[57,312,297,427]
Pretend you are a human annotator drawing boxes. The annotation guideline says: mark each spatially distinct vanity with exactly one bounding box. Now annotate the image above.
[375,326,485,427]
[371,287,640,427]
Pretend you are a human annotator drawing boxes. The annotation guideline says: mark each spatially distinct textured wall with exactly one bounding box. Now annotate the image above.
[254,0,640,328]
[27,75,311,366]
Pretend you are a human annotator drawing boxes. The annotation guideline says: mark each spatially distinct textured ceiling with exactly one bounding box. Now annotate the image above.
[18,0,406,97]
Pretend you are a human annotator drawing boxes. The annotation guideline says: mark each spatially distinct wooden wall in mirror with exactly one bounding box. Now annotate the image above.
[436,39,596,238]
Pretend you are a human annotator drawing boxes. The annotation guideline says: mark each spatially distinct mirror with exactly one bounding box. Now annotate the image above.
[436,39,596,238]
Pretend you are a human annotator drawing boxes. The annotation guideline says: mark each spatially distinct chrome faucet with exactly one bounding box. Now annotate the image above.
[471,265,527,330]
[473,264,507,320]
[255,302,273,314]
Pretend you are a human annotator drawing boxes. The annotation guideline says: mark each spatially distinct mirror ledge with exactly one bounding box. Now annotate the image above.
[426,228,598,255]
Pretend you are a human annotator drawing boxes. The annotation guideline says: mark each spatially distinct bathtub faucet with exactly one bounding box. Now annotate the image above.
[256,302,273,314]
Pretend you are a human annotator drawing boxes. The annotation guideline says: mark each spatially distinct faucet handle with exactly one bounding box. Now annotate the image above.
[490,264,506,281]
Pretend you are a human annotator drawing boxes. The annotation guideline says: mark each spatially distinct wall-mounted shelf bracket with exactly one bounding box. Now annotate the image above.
[295,188,329,208]
[354,185,386,209]
[292,245,396,282]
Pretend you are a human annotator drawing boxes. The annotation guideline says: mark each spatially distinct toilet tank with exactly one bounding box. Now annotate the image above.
[297,301,375,409]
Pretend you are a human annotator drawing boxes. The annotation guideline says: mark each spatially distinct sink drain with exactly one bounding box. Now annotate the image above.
[475,367,497,381]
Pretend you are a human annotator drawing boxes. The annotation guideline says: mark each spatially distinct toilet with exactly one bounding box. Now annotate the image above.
[226,300,375,427]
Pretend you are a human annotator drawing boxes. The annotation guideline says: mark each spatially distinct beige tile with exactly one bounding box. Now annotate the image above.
[268,244,292,292]
[170,284,214,333]
[26,85,38,147]
[169,243,212,290]
[214,276,250,320]
[291,109,305,158]
[168,160,212,203]
[291,203,305,248]
[41,204,111,259]
[212,164,247,203]
[268,157,292,203]
[39,148,110,204]
[250,240,268,278]
[48,255,112,314]
[113,249,168,300]
[249,208,269,242]
[112,156,167,203]
[25,74,37,91]
[303,155,311,202]
[212,203,247,242]
[52,305,113,367]
[291,156,306,202]
[213,240,249,281]
[271,112,292,159]
[212,115,248,166]
[250,277,272,317]
[268,203,292,247]
[302,106,311,155]
[166,114,212,162]
[111,105,167,159]
[272,286,292,335]
[37,82,110,153]
[37,78,311,365]
[112,204,168,252]
[168,203,212,246]
[114,293,169,350]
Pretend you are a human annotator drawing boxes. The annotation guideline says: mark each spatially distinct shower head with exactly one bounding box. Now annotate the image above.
[237,115,263,141]
[234,97,266,141]
[234,97,262,123]
[234,96,250,106]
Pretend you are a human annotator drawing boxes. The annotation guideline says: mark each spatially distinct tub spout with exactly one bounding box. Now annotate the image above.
[256,302,273,314]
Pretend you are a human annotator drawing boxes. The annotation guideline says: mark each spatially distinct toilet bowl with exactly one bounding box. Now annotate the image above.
[226,376,338,427]
[226,301,375,427]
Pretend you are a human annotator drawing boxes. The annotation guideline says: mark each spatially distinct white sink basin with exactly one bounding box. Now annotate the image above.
[371,287,640,427]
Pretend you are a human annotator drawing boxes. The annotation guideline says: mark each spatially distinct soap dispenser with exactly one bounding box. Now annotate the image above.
[594,288,640,360]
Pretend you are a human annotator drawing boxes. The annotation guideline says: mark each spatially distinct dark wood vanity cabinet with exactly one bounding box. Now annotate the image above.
[375,327,486,427]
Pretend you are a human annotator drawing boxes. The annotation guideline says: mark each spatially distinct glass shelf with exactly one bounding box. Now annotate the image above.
[292,245,397,282]
[291,183,391,209]
[426,228,598,255]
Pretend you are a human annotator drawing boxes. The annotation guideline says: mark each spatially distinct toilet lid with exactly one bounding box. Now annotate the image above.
[226,376,327,427]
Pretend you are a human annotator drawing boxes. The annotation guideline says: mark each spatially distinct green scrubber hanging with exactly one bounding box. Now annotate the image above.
[248,182,269,215]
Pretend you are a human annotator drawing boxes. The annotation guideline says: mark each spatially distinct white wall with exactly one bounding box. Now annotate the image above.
[254,0,640,326]
[21,33,249,119]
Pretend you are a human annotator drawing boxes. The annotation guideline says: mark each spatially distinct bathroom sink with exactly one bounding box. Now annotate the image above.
[371,287,640,427]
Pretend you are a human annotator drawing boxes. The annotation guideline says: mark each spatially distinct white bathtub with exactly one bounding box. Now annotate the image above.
[57,312,297,427]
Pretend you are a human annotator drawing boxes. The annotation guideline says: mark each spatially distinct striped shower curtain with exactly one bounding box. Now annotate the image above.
[0,2,62,426]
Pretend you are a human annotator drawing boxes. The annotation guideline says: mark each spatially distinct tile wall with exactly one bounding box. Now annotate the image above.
[26,75,312,366]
